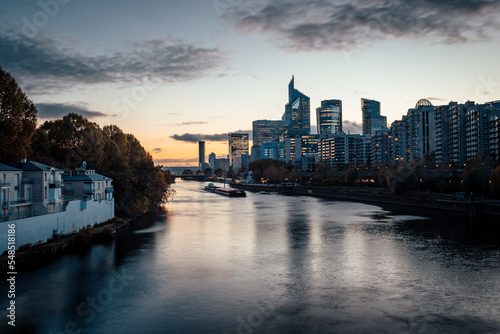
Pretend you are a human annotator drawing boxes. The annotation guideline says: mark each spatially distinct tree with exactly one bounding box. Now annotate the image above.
[464,156,494,197]
[345,165,359,186]
[182,169,193,175]
[249,159,283,182]
[385,162,417,195]
[32,115,174,217]
[310,175,325,186]
[490,166,500,199]
[203,167,213,175]
[214,168,224,177]
[0,67,37,163]
[37,113,105,169]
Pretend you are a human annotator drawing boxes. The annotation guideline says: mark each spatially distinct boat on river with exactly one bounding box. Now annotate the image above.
[204,183,246,197]
[204,183,218,192]
[215,187,246,197]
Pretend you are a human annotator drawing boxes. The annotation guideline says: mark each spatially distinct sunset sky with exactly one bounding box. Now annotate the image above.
[1,0,500,166]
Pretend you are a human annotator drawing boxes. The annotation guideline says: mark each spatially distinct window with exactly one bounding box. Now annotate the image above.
[44,173,47,181]
[44,186,48,199]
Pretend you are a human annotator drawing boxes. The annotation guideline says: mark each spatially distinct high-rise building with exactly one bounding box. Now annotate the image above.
[228,133,249,165]
[260,142,278,160]
[282,76,311,135]
[252,120,288,147]
[208,153,216,169]
[317,100,342,136]
[319,133,370,167]
[198,141,205,169]
[362,98,387,136]
[279,134,319,163]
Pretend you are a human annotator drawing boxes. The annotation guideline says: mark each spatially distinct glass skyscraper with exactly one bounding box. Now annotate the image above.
[252,120,288,147]
[362,98,387,136]
[282,76,310,135]
[317,99,342,135]
[228,133,249,165]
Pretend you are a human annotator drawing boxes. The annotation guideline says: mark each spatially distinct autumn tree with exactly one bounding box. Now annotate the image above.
[0,67,37,163]
[32,115,174,217]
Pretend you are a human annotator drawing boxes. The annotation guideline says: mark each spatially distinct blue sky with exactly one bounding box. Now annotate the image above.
[1,0,500,165]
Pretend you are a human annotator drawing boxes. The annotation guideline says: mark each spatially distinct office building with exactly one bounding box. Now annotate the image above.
[317,100,342,136]
[228,133,249,165]
[282,76,311,135]
[279,134,319,164]
[319,134,370,167]
[198,141,205,169]
[260,142,278,160]
[362,98,387,136]
[208,153,216,169]
[253,120,288,147]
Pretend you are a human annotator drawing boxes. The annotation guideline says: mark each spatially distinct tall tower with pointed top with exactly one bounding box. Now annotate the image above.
[282,76,310,135]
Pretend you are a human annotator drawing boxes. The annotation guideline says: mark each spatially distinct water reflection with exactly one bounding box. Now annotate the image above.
[1,180,499,334]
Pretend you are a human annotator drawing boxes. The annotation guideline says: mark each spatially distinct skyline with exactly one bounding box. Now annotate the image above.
[1,1,500,166]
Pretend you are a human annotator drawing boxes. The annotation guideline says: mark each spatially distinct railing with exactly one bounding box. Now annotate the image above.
[11,198,32,205]
[0,182,10,187]
[22,178,33,184]
[0,203,67,222]
[49,181,64,188]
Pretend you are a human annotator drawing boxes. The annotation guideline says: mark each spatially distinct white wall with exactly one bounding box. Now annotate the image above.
[0,199,114,254]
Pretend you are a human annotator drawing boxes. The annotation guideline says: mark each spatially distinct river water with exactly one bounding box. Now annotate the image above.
[2,180,500,334]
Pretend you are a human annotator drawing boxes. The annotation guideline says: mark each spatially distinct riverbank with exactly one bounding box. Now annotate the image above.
[0,217,132,274]
[233,183,500,219]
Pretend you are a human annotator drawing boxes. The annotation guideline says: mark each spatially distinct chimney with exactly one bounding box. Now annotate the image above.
[21,158,27,163]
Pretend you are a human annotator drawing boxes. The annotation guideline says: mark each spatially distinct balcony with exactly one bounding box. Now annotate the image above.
[0,182,10,187]
[11,198,32,206]
[49,181,64,189]
[22,178,33,184]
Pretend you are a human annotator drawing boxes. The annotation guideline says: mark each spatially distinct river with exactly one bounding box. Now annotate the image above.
[2,180,500,333]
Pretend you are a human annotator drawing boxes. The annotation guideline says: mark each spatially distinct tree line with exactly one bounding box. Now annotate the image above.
[0,67,173,217]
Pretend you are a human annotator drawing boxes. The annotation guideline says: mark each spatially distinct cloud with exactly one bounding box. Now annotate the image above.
[219,0,500,51]
[343,120,362,134]
[151,148,163,154]
[36,103,111,119]
[175,121,209,126]
[0,31,225,92]
[171,133,229,143]
[427,97,449,102]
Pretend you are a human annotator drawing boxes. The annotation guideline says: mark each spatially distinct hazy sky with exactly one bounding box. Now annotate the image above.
[1,0,500,166]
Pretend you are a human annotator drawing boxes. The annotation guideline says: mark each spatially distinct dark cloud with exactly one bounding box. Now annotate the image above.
[36,103,111,119]
[171,133,229,143]
[343,120,362,134]
[219,0,500,51]
[0,31,225,92]
[151,148,163,154]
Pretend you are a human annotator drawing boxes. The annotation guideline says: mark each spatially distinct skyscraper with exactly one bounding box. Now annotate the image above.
[198,141,205,169]
[228,133,249,165]
[282,76,310,135]
[317,100,342,136]
[253,120,288,147]
[362,98,387,136]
